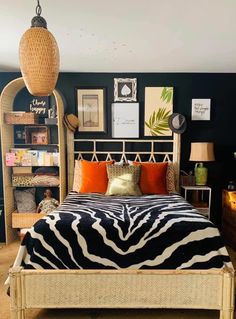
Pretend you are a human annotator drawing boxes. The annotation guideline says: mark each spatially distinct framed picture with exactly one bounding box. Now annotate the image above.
[114,78,137,102]
[144,87,173,136]
[77,87,106,132]
[112,103,139,138]
[25,126,49,145]
[191,99,211,121]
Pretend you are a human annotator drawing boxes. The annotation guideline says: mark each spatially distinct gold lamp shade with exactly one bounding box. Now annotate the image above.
[189,142,215,162]
[19,1,59,96]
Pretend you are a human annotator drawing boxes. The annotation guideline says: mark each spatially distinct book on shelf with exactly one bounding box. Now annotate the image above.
[6,149,59,166]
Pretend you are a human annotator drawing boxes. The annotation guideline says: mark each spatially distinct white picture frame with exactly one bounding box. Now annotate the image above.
[114,78,137,102]
[112,103,139,138]
[191,99,211,121]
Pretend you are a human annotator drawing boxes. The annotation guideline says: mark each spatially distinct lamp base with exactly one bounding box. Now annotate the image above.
[194,163,208,186]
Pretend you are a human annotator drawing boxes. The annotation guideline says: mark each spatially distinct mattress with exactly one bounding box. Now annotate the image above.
[14,191,232,270]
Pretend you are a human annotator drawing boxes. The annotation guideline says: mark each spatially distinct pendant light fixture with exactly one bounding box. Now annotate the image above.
[19,0,60,96]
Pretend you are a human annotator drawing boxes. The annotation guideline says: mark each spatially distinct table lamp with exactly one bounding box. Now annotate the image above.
[189,142,215,186]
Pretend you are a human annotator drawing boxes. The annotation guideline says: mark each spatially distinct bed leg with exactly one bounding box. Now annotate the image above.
[9,266,25,319]
[220,268,235,319]
[219,309,234,319]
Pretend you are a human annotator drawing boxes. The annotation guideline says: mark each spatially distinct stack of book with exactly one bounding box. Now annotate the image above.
[6,148,59,166]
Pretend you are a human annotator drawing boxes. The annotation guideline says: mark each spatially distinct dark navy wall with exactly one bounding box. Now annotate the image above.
[0,72,236,239]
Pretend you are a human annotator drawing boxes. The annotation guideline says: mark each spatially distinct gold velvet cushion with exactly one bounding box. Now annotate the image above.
[106,165,142,196]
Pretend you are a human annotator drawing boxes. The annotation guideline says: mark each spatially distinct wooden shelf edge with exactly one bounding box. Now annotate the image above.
[12,212,47,228]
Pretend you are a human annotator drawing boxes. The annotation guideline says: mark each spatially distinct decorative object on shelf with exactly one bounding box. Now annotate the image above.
[227,181,236,191]
[168,113,187,134]
[191,99,211,121]
[44,118,58,125]
[36,189,59,214]
[19,0,60,96]
[112,103,139,138]
[180,170,195,186]
[189,142,215,186]
[144,87,173,136]
[4,112,38,124]
[25,126,50,145]
[63,114,79,132]
[48,103,57,118]
[114,78,137,102]
[77,87,106,132]
[29,97,49,118]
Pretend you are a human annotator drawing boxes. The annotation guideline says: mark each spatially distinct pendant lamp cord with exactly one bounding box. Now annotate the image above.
[36,0,42,16]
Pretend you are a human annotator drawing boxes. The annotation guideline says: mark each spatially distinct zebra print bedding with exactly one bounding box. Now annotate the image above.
[19,191,231,270]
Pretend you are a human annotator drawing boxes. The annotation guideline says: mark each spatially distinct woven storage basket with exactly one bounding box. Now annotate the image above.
[4,112,38,124]
[180,175,196,186]
[12,212,46,228]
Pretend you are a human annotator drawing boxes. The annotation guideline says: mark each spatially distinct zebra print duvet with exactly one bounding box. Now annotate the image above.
[18,191,231,270]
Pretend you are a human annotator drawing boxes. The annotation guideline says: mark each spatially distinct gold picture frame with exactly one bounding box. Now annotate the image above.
[76,87,106,132]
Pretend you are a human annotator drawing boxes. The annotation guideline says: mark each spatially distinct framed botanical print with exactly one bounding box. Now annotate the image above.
[114,78,137,102]
[144,87,173,136]
[76,87,106,132]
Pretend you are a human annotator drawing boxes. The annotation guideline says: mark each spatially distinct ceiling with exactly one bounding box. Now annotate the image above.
[1,0,236,73]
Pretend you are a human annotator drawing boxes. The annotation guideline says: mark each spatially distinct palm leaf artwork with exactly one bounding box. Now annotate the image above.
[145,107,171,136]
[160,87,173,104]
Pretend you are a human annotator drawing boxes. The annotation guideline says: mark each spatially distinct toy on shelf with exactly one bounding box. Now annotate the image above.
[36,189,59,214]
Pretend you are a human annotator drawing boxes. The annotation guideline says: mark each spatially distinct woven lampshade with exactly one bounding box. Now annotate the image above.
[19,2,59,96]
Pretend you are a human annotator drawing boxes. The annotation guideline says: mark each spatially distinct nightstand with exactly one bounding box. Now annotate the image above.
[181,186,212,219]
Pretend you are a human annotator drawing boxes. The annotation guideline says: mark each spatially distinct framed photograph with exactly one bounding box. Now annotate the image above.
[191,99,211,121]
[25,126,49,145]
[114,78,137,102]
[144,87,173,136]
[77,87,106,132]
[112,103,139,138]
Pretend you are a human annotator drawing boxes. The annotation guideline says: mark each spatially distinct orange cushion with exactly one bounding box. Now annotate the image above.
[133,162,168,195]
[79,160,114,193]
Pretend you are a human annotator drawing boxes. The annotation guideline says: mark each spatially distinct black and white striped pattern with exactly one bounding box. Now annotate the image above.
[21,192,231,270]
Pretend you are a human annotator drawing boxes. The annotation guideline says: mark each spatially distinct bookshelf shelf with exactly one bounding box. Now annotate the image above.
[0,77,66,243]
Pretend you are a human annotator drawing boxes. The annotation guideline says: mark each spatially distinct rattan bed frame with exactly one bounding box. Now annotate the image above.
[9,132,234,319]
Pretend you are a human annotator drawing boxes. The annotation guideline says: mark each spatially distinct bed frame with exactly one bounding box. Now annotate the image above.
[9,132,234,319]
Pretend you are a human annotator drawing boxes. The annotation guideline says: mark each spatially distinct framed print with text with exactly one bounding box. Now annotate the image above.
[112,103,139,138]
[191,99,211,121]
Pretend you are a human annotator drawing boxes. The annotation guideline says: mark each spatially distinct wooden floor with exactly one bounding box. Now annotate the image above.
[0,241,235,319]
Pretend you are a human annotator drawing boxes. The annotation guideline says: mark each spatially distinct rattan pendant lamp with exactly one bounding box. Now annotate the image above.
[19,0,59,96]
